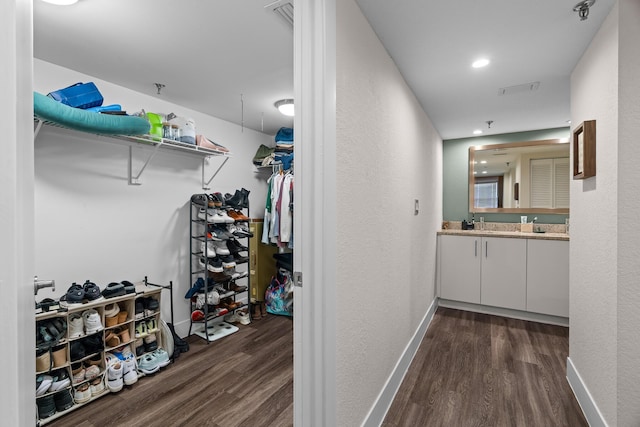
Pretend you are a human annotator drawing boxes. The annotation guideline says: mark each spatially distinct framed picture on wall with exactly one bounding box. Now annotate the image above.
[573,120,596,179]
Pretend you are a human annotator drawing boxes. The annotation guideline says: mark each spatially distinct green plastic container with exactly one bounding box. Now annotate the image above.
[146,112,163,141]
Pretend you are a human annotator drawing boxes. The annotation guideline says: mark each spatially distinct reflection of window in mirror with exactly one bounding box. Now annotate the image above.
[474,176,503,208]
[530,158,569,208]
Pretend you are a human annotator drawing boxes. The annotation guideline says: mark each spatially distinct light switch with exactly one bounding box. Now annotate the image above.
[414,199,419,215]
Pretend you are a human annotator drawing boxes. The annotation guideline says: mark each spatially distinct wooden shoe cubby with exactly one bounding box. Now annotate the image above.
[35,282,168,426]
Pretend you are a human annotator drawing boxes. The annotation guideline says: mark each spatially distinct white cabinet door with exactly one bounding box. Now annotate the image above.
[439,235,481,304]
[526,239,569,317]
[480,237,527,310]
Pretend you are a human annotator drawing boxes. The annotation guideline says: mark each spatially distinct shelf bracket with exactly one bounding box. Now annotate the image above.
[128,143,162,185]
[202,156,230,190]
[34,119,44,139]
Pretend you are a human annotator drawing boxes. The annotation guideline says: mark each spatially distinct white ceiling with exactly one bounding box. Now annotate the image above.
[34,0,615,139]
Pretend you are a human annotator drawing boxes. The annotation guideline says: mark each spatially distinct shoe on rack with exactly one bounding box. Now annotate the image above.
[146,318,158,333]
[230,210,250,221]
[36,375,54,397]
[135,299,144,320]
[37,394,57,419]
[59,282,85,307]
[152,348,171,368]
[70,341,86,362]
[232,252,250,263]
[121,280,136,294]
[82,309,103,334]
[117,327,131,343]
[105,331,121,348]
[84,364,101,381]
[135,321,148,338]
[71,363,85,385]
[144,296,159,311]
[102,282,125,299]
[219,254,236,269]
[53,388,74,412]
[199,256,224,273]
[122,354,138,385]
[208,226,232,240]
[49,368,71,392]
[104,302,120,321]
[224,190,244,209]
[74,383,92,404]
[209,270,233,283]
[212,241,230,255]
[200,240,217,257]
[191,309,205,322]
[81,334,104,354]
[228,239,248,252]
[190,193,208,207]
[67,313,85,339]
[138,353,160,375]
[144,333,158,352]
[90,377,105,396]
[106,360,123,393]
[240,188,250,209]
[82,280,103,302]
[216,209,235,224]
[52,344,67,368]
[36,349,51,372]
[135,338,145,356]
[224,311,240,324]
[197,208,216,222]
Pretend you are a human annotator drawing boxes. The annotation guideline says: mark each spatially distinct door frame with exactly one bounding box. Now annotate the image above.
[2,0,36,424]
[294,0,337,425]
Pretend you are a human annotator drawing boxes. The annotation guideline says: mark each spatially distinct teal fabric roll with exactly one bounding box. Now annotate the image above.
[34,92,150,136]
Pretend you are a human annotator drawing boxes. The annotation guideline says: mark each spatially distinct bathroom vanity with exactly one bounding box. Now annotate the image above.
[437,229,569,323]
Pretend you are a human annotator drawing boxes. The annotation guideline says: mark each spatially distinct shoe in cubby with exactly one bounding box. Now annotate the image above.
[82,309,103,334]
[104,303,120,328]
[68,313,85,339]
[49,368,71,392]
[122,353,138,385]
[89,377,105,397]
[37,394,57,419]
[54,388,74,412]
[73,383,91,404]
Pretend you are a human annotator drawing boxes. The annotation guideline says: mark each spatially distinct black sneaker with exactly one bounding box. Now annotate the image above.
[101,282,125,299]
[54,388,74,411]
[69,341,86,362]
[37,394,56,419]
[81,334,104,355]
[60,283,84,307]
[83,280,102,301]
[121,280,136,294]
[144,297,159,311]
[135,299,144,320]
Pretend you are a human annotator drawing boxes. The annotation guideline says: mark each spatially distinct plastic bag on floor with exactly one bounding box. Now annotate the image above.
[265,270,293,317]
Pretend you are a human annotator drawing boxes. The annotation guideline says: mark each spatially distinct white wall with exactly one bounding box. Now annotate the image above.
[34,59,272,336]
[570,3,619,424]
[335,1,442,425]
[615,0,640,424]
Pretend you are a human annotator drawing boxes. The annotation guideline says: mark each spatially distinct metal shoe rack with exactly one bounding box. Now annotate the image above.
[188,193,251,342]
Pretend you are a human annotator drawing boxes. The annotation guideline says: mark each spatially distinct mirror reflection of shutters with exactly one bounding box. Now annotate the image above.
[530,158,569,208]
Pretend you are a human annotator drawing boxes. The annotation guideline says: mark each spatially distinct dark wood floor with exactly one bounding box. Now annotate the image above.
[47,314,294,427]
[47,307,586,427]
[382,307,587,427]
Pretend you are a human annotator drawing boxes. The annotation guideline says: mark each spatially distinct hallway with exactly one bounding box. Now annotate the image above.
[382,307,587,426]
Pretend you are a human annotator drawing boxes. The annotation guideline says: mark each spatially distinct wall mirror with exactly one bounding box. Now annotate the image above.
[469,138,570,214]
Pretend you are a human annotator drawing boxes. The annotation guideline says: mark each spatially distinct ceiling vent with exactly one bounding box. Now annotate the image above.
[498,81,540,96]
[266,0,294,28]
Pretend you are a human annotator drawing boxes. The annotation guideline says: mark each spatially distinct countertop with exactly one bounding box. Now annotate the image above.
[437,229,569,241]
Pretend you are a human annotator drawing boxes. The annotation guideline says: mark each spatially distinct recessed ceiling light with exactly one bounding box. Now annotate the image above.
[480,160,487,164]
[472,58,490,68]
[41,0,78,4]
[473,130,483,135]
[560,137,569,143]
[482,171,488,174]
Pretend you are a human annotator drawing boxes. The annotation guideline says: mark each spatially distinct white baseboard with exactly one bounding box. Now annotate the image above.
[438,298,569,327]
[566,357,609,427]
[361,298,438,427]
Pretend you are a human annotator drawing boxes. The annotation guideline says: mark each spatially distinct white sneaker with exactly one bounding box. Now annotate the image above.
[237,310,251,325]
[200,241,216,257]
[82,309,103,334]
[68,313,85,338]
[152,348,171,368]
[217,209,235,223]
[138,353,160,375]
[90,377,105,396]
[74,383,92,403]
[106,360,123,392]
[213,241,230,255]
[122,354,138,385]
